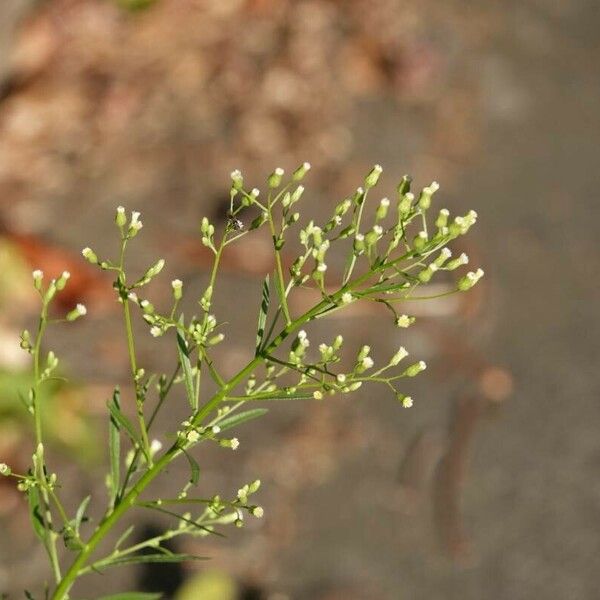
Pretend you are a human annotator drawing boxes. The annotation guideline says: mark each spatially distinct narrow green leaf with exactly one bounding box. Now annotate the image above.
[217,408,268,432]
[96,593,163,600]
[115,524,135,550]
[99,553,205,569]
[107,397,141,449]
[230,392,314,402]
[176,322,196,411]
[74,495,91,536]
[181,448,200,486]
[27,486,45,542]
[108,388,121,506]
[255,274,270,355]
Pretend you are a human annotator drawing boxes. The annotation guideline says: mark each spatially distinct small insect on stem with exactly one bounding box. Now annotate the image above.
[226,211,244,231]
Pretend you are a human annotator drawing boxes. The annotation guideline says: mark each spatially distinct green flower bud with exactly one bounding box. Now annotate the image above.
[435,209,449,229]
[171,279,183,300]
[208,333,225,346]
[230,169,244,191]
[81,247,98,264]
[396,175,412,196]
[32,269,44,291]
[417,263,438,283]
[458,268,484,291]
[413,231,428,251]
[66,303,87,321]
[404,360,427,377]
[115,206,127,228]
[365,164,383,188]
[434,248,452,268]
[128,211,143,237]
[0,463,11,476]
[418,181,439,211]
[446,253,469,270]
[353,233,365,255]
[56,271,70,291]
[390,346,409,366]
[398,192,414,218]
[292,161,311,181]
[268,167,285,188]
[376,197,390,221]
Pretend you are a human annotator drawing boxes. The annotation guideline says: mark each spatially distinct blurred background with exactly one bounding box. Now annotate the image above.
[0,1,598,599]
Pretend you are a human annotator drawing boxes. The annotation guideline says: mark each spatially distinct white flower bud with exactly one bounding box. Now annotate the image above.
[81,247,98,264]
[171,279,183,300]
[365,164,383,188]
[115,206,127,228]
[66,303,87,321]
[56,271,70,291]
[32,269,44,290]
[390,346,409,366]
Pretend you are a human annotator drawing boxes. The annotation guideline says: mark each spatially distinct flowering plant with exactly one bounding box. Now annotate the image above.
[1,163,482,599]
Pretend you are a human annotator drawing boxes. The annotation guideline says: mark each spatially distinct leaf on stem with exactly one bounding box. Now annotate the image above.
[255,274,270,355]
[181,448,200,486]
[107,393,142,450]
[95,593,163,600]
[74,495,91,537]
[27,486,45,542]
[108,388,121,507]
[176,320,196,411]
[217,408,268,432]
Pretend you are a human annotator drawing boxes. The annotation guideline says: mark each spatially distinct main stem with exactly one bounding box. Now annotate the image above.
[32,302,62,584]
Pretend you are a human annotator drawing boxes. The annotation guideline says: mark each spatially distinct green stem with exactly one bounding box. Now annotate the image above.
[32,303,63,584]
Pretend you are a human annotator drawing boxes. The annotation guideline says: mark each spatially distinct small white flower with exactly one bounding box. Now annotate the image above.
[251,506,264,518]
[317,263,327,272]
[211,425,221,434]
[380,197,390,207]
[76,303,87,316]
[230,438,240,450]
[171,279,183,289]
[275,167,284,176]
[251,188,260,197]
[313,390,323,400]
[150,326,162,337]
[186,430,200,443]
[341,292,353,304]
[402,396,413,408]
[150,439,163,456]
[336,373,347,384]
[361,356,374,369]
[396,314,413,328]
[32,269,43,280]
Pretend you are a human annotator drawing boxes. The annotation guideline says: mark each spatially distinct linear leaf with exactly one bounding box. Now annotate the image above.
[108,388,121,507]
[96,593,163,600]
[217,408,268,432]
[74,495,91,536]
[231,392,314,402]
[100,553,205,569]
[176,322,196,411]
[107,397,141,449]
[255,274,270,355]
[27,486,45,542]
[181,448,200,486]
[115,525,135,550]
